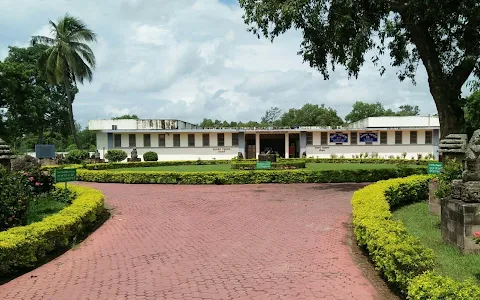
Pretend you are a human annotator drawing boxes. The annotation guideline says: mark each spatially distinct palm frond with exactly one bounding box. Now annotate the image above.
[71,42,96,68]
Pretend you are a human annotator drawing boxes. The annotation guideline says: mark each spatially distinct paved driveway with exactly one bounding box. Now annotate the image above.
[0,183,379,300]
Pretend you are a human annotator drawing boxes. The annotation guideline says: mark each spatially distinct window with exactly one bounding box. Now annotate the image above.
[350,132,357,145]
[114,134,122,148]
[112,125,118,130]
[129,134,136,147]
[143,134,151,147]
[188,134,195,147]
[158,134,165,147]
[395,131,402,144]
[410,131,417,144]
[425,131,433,144]
[217,133,224,146]
[232,133,239,146]
[173,134,180,147]
[306,132,313,145]
[203,134,210,146]
[380,131,388,145]
[321,132,328,145]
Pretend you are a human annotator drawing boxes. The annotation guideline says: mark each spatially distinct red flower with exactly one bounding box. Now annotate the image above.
[474,232,480,239]
[35,182,41,186]
[28,177,34,182]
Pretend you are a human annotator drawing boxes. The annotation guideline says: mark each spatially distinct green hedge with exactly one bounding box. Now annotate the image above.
[77,167,426,184]
[351,175,480,299]
[231,161,306,170]
[281,157,436,165]
[0,185,104,276]
[83,159,239,170]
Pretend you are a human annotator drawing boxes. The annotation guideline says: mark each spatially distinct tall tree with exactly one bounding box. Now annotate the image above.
[31,14,97,148]
[239,0,480,138]
[397,105,420,116]
[112,114,139,120]
[279,103,343,127]
[345,102,394,123]
[464,91,480,136]
[261,107,282,125]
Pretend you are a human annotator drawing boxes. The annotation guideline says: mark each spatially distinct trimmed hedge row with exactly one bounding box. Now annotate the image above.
[0,185,104,276]
[281,157,436,165]
[83,159,240,170]
[77,167,426,184]
[351,175,480,299]
[231,161,306,170]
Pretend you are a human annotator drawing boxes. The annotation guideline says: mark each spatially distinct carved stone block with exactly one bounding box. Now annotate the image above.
[462,181,480,203]
[451,180,463,200]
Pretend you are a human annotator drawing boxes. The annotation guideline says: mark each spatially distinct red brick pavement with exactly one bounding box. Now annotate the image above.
[0,183,379,300]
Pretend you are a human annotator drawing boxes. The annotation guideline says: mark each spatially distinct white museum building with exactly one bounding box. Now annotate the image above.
[88,116,441,161]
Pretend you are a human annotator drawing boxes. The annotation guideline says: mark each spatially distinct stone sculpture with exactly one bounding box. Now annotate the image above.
[131,147,138,160]
[94,150,100,160]
[0,138,13,170]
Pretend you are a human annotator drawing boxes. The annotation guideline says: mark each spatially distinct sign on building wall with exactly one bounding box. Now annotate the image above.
[359,133,378,143]
[329,133,348,143]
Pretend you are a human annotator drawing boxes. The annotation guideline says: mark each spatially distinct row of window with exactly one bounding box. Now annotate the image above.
[305,131,433,145]
[114,133,239,148]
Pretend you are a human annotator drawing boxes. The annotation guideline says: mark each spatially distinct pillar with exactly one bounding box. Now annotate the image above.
[300,131,307,157]
[255,133,260,159]
[285,133,290,158]
[433,129,440,160]
[238,132,245,158]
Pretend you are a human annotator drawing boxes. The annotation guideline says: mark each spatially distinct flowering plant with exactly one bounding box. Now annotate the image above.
[474,231,480,244]
[22,167,54,195]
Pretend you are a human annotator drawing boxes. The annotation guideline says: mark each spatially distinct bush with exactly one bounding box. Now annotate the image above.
[435,159,463,199]
[77,167,426,184]
[23,167,55,195]
[231,161,306,170]
[280,157,434,165]
[0,184,104,276]
[143,151,158,162]
[104,149,127,162]
[0,167,31,231]
[407,271,480,300]
[11,155,41,172]
[66,149,89,164]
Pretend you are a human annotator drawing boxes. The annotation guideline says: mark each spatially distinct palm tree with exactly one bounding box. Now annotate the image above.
[31,14,96,148]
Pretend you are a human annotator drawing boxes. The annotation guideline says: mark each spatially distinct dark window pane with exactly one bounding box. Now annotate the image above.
[173,134,180,147]
[188,134,195,147]
[158,134,165,147]
[129,134,136,147]
[143,134,151,147]
[203,134,210,146]
[232,133,239,146]
[217,133,224,146]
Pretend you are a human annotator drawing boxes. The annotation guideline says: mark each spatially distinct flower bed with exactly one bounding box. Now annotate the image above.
[351,175,480,299]
[77,167,426,184]
[0,185,104,276]
[231,161,306,170]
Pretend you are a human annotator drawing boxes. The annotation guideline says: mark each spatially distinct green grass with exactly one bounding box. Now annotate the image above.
[26,196,67,224]
[111,163,421,172]
[393,202,480,282]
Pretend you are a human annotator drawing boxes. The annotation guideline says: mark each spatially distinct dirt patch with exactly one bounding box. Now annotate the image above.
[345,221,401,300]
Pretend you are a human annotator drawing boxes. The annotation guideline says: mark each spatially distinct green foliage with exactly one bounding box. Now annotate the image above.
[11,155,41,172]
[286,157,434,165]
[0,184,104,276]
[0,167,31,231]
[76,167,425,184]
[464,91,480,136]
[104,150,127,163]
[231,161,306,170]
[23,167,55,195]
[434,159,463,199]
[279,103,343,127]
[66,149,89,164]
[112,114,139,120]
[142,151,158,162]
[407,272,480,300]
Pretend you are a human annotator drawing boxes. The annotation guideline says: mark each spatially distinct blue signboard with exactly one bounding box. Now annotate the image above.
[329,133,348,143]
[359,133,378,143]
[35,144,56,159]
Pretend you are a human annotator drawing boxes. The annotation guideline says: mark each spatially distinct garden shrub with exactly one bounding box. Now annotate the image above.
[23,167,55,195]
[66,149,89,164]
[143,151,158,162]
[77,167,426,184]
[352,175,480,299]
[11,155,41,172]
[0,184,104,276]
[435,159,463,199]
[104,149,127,162]
[231,161,306,170]
[282,157,435,165]
[0,167,31,231]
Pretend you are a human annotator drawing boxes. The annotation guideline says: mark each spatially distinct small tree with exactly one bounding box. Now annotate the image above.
[105,150,127,162]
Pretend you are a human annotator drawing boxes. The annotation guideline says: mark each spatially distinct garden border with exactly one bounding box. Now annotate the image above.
[76,167,426,184]
[0,185,104,277]
[351,175,480,299]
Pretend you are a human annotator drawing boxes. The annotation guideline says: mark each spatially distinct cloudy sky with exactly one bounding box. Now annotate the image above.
[0,0,453,127]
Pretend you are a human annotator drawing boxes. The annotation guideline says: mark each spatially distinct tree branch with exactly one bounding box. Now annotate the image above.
[450,55,478,90]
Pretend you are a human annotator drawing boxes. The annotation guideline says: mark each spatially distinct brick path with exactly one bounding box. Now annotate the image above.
[0,183,379,300]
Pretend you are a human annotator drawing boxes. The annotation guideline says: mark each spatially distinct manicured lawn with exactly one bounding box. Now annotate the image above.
[27,196,67,224]
[110,163,419,172]
[393,202,480,282]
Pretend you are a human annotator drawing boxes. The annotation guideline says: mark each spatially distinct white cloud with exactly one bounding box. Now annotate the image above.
[0,0,443,127]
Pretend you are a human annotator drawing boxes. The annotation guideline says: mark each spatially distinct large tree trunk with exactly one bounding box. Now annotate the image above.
[429,80,464,139]
[38,128,44,145]
[63,80,80,148]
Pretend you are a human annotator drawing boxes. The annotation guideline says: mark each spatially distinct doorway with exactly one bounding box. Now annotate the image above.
[245,134,256,159]
[260,134,285,157]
